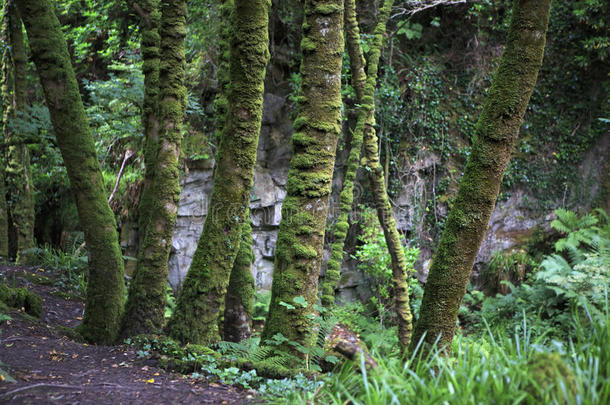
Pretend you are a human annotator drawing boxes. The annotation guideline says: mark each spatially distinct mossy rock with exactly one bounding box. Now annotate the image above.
[525,352,577,402]
[0,283,42,317]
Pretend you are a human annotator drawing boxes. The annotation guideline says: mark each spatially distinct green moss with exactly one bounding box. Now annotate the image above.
[0,283,42,317]
[300,37,316,52]
[17,0,125,345]
[314,3,341,15]
[223,218,256,342]
[526,353,577,401]
[167,0,269,345]
[262,0,344,357]
[410,0,552,355]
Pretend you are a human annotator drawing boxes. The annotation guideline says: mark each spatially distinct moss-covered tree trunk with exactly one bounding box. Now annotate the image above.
[223,217,256,342]
[359,0,414,353]
[167,0,269,345]
[3,1,35,261]
[0,0,13,259]
[133,0,161,249]
[320,0,366,308]
[16,0,125,344]
[262,0,344,354]
[121,0,186,337]
[409,0,552,354]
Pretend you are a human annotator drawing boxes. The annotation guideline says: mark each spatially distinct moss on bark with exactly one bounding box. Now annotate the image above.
[121,0,187,338]
[167,0,269,345]
[0,1,12,259]
[409,0,552,354]
[319,0,369,308]
[16,0,125,344]
[359,0,414,354]
[2,1,35,261]
[223,217,255,342]
[262,0,344,356]
[134,0,161,250]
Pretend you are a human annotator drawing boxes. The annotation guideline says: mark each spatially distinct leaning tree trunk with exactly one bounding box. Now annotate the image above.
[223,216,256,342]
[132,0,161,250]
[409,0,552,354]
[360,0,414,353]
[121,0,187,337]
[319,0,366,308]
[3,1,35,261]
[16,0,125,344]
[167,0,269,345]
[262,0,344,356]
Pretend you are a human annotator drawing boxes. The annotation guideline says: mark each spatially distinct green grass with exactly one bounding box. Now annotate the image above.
[280,302,609,405]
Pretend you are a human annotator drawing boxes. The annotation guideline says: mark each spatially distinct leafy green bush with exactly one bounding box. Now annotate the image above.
[351,206,419,325]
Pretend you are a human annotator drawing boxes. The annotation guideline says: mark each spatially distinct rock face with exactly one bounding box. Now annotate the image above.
[166,93,292,292]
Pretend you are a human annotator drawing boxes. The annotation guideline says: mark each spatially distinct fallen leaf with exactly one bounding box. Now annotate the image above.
[153,372,159,376]
[145,378,155,383]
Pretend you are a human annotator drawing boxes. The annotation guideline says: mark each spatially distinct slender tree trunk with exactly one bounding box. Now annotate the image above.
[16,0,125,344]
[3,1,35,261]
[358,0,414,353]
[409,0,552,354]
[167,0,269,345]
[121,0,187,337]
[320,0,366,308]
[0,1,13,259]
[262,0,344,355]
[223,216,256,342]
[132,0,161,250]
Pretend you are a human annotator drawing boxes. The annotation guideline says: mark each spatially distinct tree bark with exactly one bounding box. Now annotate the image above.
[320,0,366,308]
[121,0,187,337]
[167,0,269,345]
[3,1,35,261]
[132,0,161,250]
[262,0,344,356]
[0,1,13,259]
[223,216,256,342]
[409,0,552,354]
[16,0,125,344]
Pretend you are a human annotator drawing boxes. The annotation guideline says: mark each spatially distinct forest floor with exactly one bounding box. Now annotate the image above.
[0,265,253,404]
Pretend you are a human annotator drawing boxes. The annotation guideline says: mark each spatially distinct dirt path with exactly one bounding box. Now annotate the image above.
[0,265,253,404]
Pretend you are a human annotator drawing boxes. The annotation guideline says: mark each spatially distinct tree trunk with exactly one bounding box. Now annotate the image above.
[16,0,125,344]
[3,1,35,261]
[167,0,269,345]
[121,0,187,337]
[320,0,366,308]
[262,0,344,355]
[223,216,256,342]
[409,0,552,354]
[0,1,13,259]
[133,0,161,251]
[357,0,414,354]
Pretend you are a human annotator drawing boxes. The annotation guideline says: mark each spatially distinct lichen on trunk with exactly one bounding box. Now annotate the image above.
[167,0,269,345]
[121,0,187,338]
[16,0,125,344]
[409,0,552,354]
[262,0,344,355]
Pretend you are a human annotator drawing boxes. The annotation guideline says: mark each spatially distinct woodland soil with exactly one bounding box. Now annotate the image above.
[0,265,252,404]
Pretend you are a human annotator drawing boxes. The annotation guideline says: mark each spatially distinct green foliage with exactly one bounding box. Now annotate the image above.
[21,245,88,296]
[283,307,610,404]
[351,206,419,322]
[471,209,609,337]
